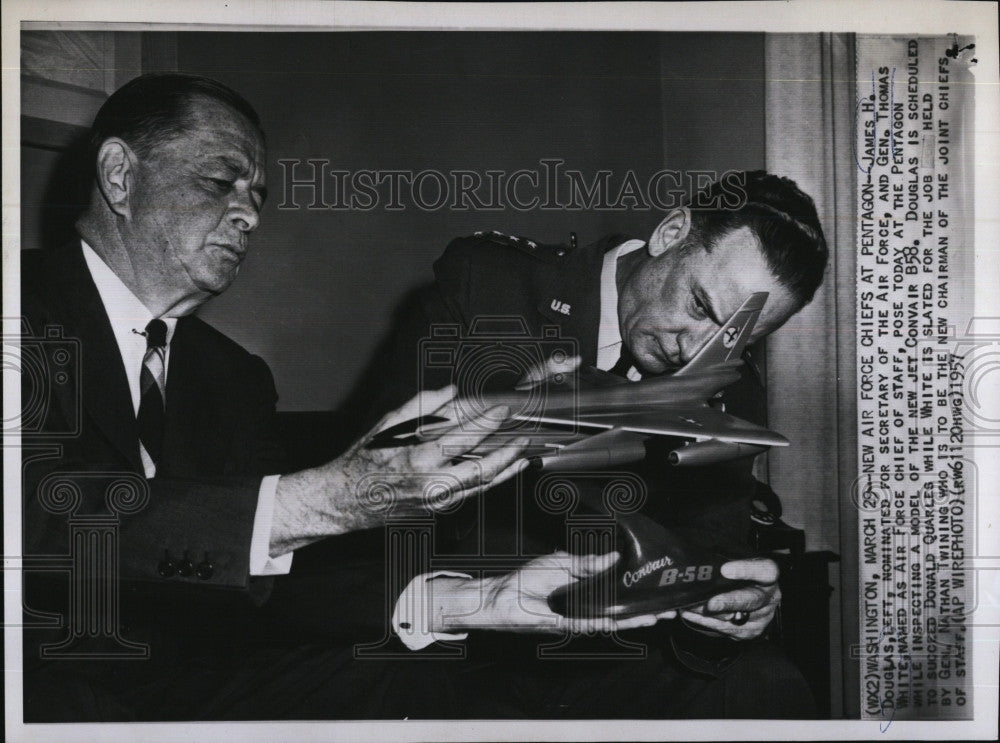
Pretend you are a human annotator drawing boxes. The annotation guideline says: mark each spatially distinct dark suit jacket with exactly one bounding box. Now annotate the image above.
[20,244,406,720]
[21,244,279,601]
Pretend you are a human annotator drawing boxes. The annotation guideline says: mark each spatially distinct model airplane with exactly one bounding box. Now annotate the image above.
[546,504,755,619]
[368,292,787,469]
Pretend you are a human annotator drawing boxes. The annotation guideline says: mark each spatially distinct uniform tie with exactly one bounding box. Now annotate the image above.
[138,318,167,467]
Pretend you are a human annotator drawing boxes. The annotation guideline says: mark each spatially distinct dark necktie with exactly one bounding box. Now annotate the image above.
[138,318,167,468]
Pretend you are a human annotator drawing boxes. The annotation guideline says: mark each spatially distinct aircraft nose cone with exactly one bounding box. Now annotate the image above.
[547,511,754,620]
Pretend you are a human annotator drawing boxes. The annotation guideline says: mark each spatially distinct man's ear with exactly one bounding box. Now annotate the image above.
[647,206,691,257]
[95,138,135,219]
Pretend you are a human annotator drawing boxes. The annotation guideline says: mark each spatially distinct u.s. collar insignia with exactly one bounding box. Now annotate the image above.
[550,299,571,316]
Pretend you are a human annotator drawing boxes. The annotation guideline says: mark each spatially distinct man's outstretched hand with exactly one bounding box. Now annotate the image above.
[428,551,677,635]
[270,385,529,556]
[679,557,781,641]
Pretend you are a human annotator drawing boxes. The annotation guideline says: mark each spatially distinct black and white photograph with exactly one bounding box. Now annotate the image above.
[3,1,998,740]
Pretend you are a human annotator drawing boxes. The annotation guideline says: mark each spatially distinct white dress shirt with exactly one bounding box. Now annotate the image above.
[81,241,292,576]
[392,237,647,649]
[392,571,473,650]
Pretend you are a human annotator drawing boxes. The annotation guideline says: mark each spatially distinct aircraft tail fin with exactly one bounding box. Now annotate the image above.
[673,292,767,377]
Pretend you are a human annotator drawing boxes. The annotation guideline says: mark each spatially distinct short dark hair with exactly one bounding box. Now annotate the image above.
[87,73,264,166]
[685,170,828,309]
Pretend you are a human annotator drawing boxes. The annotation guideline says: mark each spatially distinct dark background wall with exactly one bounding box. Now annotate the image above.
[22,31,764,411]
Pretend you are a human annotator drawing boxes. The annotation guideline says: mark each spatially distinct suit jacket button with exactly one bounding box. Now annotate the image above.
[196,561,214,580]
[178,553,194,577]
[157,551,176,578]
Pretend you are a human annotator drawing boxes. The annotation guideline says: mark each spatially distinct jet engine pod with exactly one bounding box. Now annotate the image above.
[667,439,768,466]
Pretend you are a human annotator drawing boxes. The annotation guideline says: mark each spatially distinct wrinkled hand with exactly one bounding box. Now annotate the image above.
[679,558,780,641]
[434,551,676,635]
[271,386,529,555]
[349,385,531,518]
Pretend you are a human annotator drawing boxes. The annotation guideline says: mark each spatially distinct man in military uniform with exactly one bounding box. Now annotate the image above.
[348,171,827,717]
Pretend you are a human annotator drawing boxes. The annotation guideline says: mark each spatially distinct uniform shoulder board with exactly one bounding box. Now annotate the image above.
[468,229,572,263]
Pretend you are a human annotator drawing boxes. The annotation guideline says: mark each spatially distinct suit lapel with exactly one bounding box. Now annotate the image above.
[50,245,142,471]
